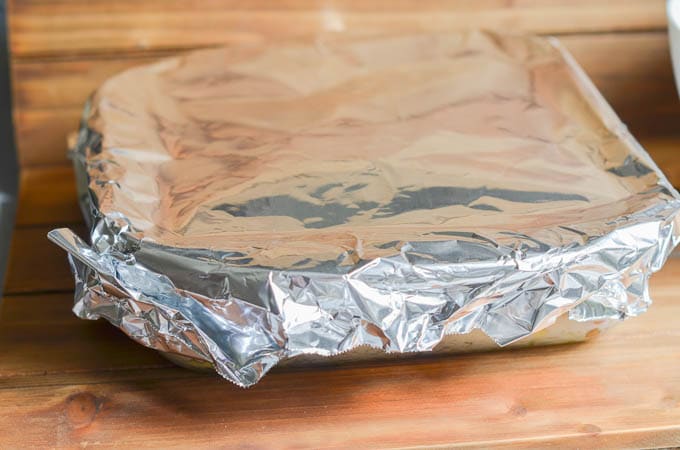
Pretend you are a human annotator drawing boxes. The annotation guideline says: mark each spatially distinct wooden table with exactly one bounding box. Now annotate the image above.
[3,1,680,448]
[2,257,680,448]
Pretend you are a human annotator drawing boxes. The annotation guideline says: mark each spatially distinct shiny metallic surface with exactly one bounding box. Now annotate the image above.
[49,31,680,387]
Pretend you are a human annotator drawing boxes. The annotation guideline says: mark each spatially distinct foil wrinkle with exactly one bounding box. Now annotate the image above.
[49,31,680,386]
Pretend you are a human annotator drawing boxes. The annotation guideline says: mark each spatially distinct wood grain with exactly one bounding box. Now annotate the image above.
[11,31,680,167]
[5,2,680,446]
[14,106,82,167]
[11,54,164,111]
[643,137,680,186]
[15,165,81,226]
[0,259,679,448]
[4,224,86,294]
[0,293,172,380]
[13,107,82,166]
[7,0,667,58]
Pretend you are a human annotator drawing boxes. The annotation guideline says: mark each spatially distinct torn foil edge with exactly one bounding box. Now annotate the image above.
[49,205,680,387]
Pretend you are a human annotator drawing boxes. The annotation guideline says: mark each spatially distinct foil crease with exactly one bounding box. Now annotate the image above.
[49,31,680,387]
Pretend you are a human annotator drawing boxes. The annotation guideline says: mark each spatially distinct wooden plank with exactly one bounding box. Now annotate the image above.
[11,31,680,166]
[11,53,164,111]
[13,107,81,166]
[6,0,665,14]
[3,224,86,294]
[0,293,173,379]
[643,137,680,186]
[13,30,673,112]
[0,259,679,448]
[15,165,81,226]
[7,0,667,58]
[564,32,680,137]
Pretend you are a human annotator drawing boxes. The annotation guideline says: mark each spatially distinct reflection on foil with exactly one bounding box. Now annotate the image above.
[49,31,680,386]
[213,186,588,228]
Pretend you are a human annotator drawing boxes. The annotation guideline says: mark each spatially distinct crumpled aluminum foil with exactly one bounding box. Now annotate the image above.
[49,31,680,387]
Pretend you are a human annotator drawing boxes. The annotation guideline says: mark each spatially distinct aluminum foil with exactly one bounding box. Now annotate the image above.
[49,31,680,387]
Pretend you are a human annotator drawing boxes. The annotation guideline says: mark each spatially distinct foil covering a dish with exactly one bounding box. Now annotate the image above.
[49,31,680,387]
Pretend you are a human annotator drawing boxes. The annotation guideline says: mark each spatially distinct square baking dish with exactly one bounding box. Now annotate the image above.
[50,31,680,386]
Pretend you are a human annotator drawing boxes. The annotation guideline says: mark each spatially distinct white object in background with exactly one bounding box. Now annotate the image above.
[668,0,680,95]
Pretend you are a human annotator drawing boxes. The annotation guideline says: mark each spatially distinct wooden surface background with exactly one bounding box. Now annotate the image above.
[3,0,680,448]
[7,0,680,295]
